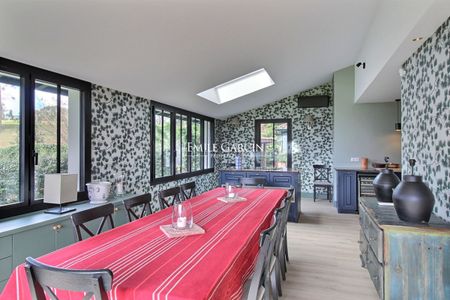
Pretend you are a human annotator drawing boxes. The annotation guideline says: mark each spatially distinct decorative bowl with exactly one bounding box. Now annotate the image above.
[86,181,111,204]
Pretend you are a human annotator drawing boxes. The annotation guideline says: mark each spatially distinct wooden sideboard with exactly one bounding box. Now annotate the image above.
[218,169,301,222]
[359,197,450,299]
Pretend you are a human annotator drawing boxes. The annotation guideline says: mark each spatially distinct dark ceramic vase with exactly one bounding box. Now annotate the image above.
[373,169,400,202]
[392,175,435,223]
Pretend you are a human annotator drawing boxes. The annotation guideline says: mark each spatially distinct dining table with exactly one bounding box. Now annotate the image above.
[0,187,286,300]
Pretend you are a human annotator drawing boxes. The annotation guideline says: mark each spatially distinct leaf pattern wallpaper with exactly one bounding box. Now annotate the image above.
[215,83,334,193]
[401,17,450,220]
[90,85,217,212]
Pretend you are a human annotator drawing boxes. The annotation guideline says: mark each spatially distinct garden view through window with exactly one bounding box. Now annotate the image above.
[152,102,214,184]
[255,119,291,169]
[0,58,90,218]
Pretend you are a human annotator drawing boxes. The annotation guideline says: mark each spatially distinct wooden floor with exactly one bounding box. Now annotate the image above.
[281,198,379,300]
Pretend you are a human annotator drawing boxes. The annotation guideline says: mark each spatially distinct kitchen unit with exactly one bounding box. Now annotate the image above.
[359,197,450,299]
[218,169,301,222]
[335,168,401,213]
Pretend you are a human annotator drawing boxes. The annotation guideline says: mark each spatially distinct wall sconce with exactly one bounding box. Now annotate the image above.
[304,114,314,129]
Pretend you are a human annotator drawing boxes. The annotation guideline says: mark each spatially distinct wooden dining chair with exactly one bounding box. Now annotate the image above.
[243,214,279,300]
[240,177,266,188]
[71,203,115,242]
[313,164,333,202]
[24,256,113,300]
[158,187,182,210]
[123,193,152,222]
[180,182,196,199]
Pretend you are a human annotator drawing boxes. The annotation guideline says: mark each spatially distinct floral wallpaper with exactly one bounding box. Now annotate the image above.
[401,17,450,220]
[90,85,217,212]
[215,83,334,193]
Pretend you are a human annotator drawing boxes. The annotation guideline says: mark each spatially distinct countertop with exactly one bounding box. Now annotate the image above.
[360,197,449,229]
[219,168,300,173]
[0,194,135,237]
[334,167,402,173]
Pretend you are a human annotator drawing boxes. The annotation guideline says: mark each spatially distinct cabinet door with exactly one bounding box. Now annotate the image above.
[113,204,129,227]
[246,172,270,183]
[221,172,246,185]
[55,219,76,250]
[270,173,294,187]
[13,224,56,267]
[337,171,357,213]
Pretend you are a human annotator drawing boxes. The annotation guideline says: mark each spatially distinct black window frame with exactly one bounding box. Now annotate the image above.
[0,57,91,219]
[150,101,214,185]
[254,119,292,169]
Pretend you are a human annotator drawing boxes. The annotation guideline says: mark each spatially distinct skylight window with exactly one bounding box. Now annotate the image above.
[197,68,274,104]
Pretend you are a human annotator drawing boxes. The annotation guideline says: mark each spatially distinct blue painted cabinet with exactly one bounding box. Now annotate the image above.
[336,170,357,213]
[219,170,301,222]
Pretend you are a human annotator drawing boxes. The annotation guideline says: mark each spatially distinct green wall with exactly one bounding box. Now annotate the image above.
[333,66,401,168]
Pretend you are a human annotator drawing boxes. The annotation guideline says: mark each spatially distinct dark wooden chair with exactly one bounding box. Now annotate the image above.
[24,256,113,300]
[240,177,266,187]
[243,213,279,300]
[158,187,182,210]
[71,203,115,242]
[313,164,333,202]
[123,193,152,222]
[180,182,196,200]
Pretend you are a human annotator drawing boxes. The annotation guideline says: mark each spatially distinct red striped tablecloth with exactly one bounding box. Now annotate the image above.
[1,187,286,300]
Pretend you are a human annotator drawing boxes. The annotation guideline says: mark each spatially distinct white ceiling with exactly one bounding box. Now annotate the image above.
[0,0,380,118]
[355,0,450,103]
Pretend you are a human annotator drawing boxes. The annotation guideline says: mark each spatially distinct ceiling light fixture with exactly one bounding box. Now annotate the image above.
[197,68,274,104]
[412,37,424,42]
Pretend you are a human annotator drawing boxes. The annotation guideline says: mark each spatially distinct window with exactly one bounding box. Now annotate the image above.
[151,101,214,184]
[0,58,91,218]
[255,119,292,169]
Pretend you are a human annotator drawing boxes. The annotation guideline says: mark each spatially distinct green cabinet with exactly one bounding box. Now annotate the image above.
[55,219,76,249]
[113,203,129,227]
[0,194,137,293]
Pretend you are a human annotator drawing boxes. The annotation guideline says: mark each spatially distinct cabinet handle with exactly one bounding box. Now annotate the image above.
[357,240,363,244]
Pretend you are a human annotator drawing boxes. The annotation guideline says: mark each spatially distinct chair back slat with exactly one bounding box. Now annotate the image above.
[313,164,330,182]
[240,177,266,187]
[158,187,182,210]
[123,194,152,222]
[24,257,112,300]
[180,182,196,199]
[71,204,115,242]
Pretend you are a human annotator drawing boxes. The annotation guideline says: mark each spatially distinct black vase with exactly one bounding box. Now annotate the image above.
[373,169,400,202]
[392,175,435,223]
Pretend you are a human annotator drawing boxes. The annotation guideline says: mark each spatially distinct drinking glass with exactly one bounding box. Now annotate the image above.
[172,201,193,230]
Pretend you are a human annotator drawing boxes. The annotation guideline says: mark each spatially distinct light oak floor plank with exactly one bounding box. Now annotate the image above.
[281,198,379,300]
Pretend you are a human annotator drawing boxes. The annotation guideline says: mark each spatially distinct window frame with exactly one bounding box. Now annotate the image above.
[150,101,214,185]
[0,57,91,219]
[254,119,292,169]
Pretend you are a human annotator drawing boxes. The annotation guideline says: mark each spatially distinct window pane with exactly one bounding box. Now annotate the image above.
[191,117,201,171]
[259,123,274,168]
[204,120,212,169]
[0,71,21,207]
[60,86,81,188]
[154,109,163,178]
[162,111,172,176]
[175,114,188,174]
[274,123,288,169]
[34,80,58,200]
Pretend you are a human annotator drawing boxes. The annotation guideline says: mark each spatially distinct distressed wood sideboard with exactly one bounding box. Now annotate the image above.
[359,197,450,299]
